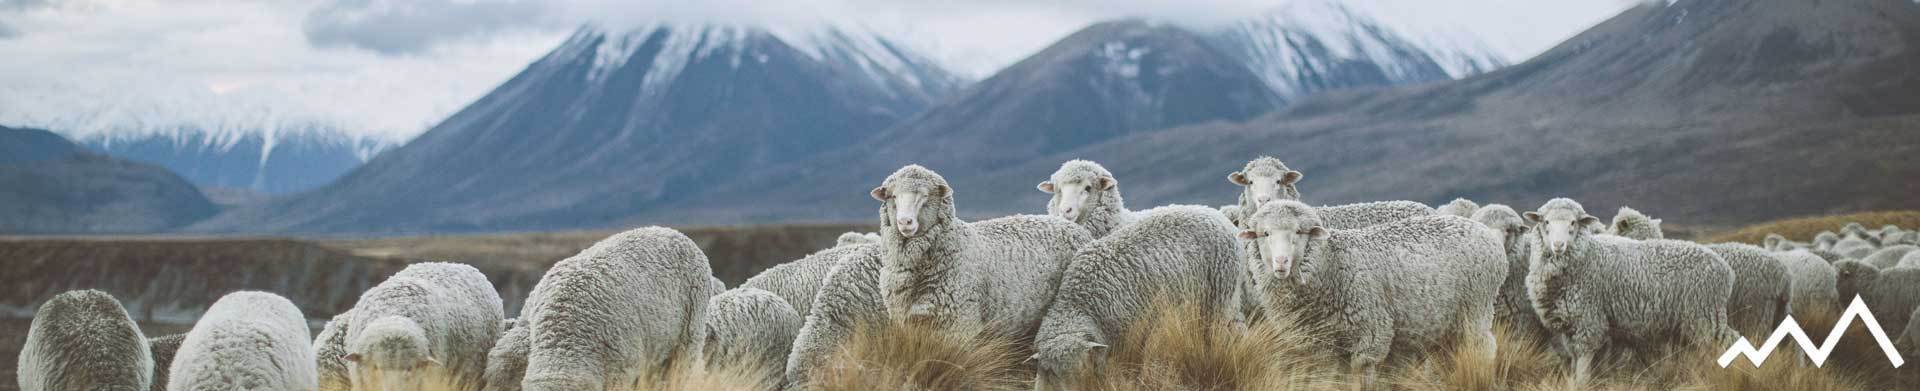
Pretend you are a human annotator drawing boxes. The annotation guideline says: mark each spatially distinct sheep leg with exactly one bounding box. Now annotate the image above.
[1346,306,1391,391]
[1563,327,1604,389]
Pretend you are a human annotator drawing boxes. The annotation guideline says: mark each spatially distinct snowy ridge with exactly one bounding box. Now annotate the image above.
[563,23,963,101]
[1211,0,1506,99]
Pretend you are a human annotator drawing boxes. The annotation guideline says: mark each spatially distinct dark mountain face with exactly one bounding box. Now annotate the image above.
[191,25,965,233]
[79,131,388,195]
[0,126,217,234]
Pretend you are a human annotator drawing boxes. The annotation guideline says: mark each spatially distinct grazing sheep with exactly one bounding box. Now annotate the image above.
[1472,204,1552,345]
[344,262,505,390]
[17,290,152,391]
[1522,198,1736,386]
[742,243,877,319]
[703,288,803,388]
[1901,306,1920,358]
[785,249,886,386]
[869,165,1091,338]
[1705,243,1794,336]
[1770,249,1841,314]
[147,334,184,391]
[1241,200,1505,390]
[314,310,354,391]
[1832,237,1878,259]
[1814,231,1842,251]
[482,318,529,391]
[1225,157,1434,230]
[521,227,712,390]
[1862,245,1919,269]
[1436,198,1480,218]
[835,231,881,247]
[1842,223,1872,240]
[1899,252,1920,269]
[1038,159,1144,238]
[1608,206,1663,240]
[1033,206,1244,389]
[1764,233,1809,252]
[169,291,317,391]
[1833,260,1920,333]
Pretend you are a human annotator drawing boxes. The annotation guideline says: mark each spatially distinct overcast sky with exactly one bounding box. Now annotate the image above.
[0,0,1638,143]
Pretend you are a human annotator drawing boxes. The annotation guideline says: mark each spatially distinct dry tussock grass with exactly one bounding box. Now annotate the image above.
[1059,300,1345,391]
[807,321,1032,391]
[1705,210,1920,244]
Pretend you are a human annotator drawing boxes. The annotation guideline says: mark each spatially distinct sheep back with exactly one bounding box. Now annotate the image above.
[703,288,802,388]
[1529,236,1736,351]
[146,334,185,391]
[345,262,505,387]
[17,289,152,391]
[520,227,712,390]
[482,318,529,391]
[1771,250,1840,315]
[168,291,316,391]
[1706,243,1793,336]
[786,249,886,386]
[743,243,875,317]
[1316,200,1436,230]
[1864,245,1919,269]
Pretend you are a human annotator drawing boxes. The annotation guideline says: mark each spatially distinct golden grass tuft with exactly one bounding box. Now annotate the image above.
[1053,299,1345,391]
[807,322,1032,391]
[1704,210,1920,244]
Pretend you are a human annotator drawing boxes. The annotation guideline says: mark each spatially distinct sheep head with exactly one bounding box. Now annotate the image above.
[872,165,952,238]
[1227,157,1302,210]
[1039,159,1117,223]
[345,315,438,382]
[1239,200,1326,285]
[1524,198,1599,258]
[1032,333,1109,391]
[1834,260,1879,302]
[1473,204,1531,250]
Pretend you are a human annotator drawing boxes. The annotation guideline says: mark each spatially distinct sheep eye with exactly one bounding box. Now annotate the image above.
[1084,185,1091,191]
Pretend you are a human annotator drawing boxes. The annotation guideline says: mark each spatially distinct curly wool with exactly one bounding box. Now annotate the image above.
[1229,157,1301,217]
[1814,231,1842,251]
[874,165,1092,339]
[17,290,152,391]
[520,227,712,390]
[1471,204,1551,345]
[1314,201,1437,230]
[1245,201,1505,387]
[169,291,316,391]
[1436,198,1480,218]
[703,288,802,388]
[1902,306,1920,357]
[481,318,529,391]
[313,310,354,391]
[1833,261,1920,333]
[1770,249,1840,314]
[1862,245,1918,269]
[146,334,184,391]
[1524,199,1735,383]
[836,231,881,247]
[742,243,876,318]
[1900,252,1920,269]
[1706,243,1793,336]
[344,262,505,389]
[1609,206,1664,240]
[785,248,886,386]
[1033,206,1245,388]
[1040,159,1145,239]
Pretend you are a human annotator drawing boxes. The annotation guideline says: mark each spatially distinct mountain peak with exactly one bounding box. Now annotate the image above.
[1211,0,1506,101]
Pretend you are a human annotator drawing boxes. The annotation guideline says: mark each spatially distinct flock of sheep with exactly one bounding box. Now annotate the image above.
[16,157,1920,390]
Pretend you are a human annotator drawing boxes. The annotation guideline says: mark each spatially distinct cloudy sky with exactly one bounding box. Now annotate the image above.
[0,0,1638,143]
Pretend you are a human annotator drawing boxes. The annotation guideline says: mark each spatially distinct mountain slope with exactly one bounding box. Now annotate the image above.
[0,125,218,234]
[79,130,391,195]
[960,0,1920,226]
[1210,0,1505,101]
[192,24,964,233]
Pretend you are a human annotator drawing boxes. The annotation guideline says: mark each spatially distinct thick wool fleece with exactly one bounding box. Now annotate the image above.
[785,249,886,387]
[703,288,803,389]
[146,333,184,391]
[1770,249,1840,314]
[1863,245,1919,269]
[17,290,152,391]
[742,243,876,318]
[1041,159,1140,239]
[873,165,1092,340]
[1609,206,1663,240]
[1834,261,1920,334]
[1706,243,1793,336]
[314,310,354,391]
[1033,206,1245,389]
[1245,201,1505,389]
[344,262,505,389]
[835,232,881,247]
[1472,204,1552,345]
[1436,198,1480,219]
[520,227,712,391]
[481,318,529,391]
[168,291,317,391]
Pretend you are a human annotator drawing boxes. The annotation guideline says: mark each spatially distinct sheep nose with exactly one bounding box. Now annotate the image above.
[1256,195,1273,204]
[896,219,918,235]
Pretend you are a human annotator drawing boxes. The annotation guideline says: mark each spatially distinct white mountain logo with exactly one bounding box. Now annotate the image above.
[1718,295,1906,368]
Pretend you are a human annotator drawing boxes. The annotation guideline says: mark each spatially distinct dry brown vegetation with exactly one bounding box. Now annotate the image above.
[1704,210,1920,245]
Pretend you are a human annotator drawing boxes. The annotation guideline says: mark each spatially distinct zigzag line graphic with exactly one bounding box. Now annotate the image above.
[1718,295,1905,368]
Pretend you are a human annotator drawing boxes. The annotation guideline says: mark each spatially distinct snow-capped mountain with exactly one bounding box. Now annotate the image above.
[79,129,393,195]
[1210,0,1507,100]
[192,23,966,233]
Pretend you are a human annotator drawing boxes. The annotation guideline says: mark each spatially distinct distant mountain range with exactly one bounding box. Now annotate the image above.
[0,126,216,234]
[78,130,391,195]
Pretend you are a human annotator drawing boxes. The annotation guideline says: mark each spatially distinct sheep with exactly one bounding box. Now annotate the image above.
[1522,198,1736,386]
[869,165,1091,339]
[1814,231,1841,251]
[168,291,317,391]
[1436,198,1480,218]
[1240,200,1505,390]
[1471,204,1552,345]
[1763,233,1809,252]
[1862,245,1919,269]
[785,248,886,386]
[1899,252,1920,269]
[147,334,184,391]
[1038,159,1143,238]
[1608,206,1664,240]
[703,288,803,388]
[1033,206,1245,389]
[1705,243,1794,336]
[482,318,529,391]
[520,227,711,390]
[835,231,881,247]
[1770,249,1840,315]
[1833,260,1920,333]
[314,310,354,391]
[709,276,727,296]
[343,262,505,390]
[16,289,152,391]
[1900,306,1920,358]
[1225,157,1434,230]
[1831,236,1878,259]
[742,243,877,319]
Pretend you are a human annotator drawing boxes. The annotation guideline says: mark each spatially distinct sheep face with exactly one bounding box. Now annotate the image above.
[1764,234,1788,251]
[1040,159,1116,223]
[872,165,951,238]
[1524,199,1598,257]
[1032,335,1108,391]
[1843,223,1870,239]
[1228,163,1301,208]
[1815,232,1840,250]
[1473,205,1531,250]
[1833,260,1878,302]
[1240,200,1325,283]
[346,316,438,388]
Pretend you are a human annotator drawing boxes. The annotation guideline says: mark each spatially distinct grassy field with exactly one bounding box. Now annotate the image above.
[1705,210,1920,245]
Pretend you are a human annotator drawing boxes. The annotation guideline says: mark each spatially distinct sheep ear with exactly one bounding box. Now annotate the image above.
[1522,212,1544,226]
[1037,181,1055,194]
[341,353,361,363]
[1228,172,1250,186]
[1304,226,1327,239]
[1096,176,1116,190]
[1238,230,1260,240]
[1577,215,1601,229]
[1280,171,1302,185]
[870,186,891,201]
[1025,354,1039,364]
[1081,340,1109,358]
[932,184,950,198]
[417,357,440,369]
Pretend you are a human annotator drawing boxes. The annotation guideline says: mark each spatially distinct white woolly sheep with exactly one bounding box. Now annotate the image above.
[1705,243,1794,336]
[703,288,803,388]
[1831,237,1877,259]
[1901,306,1920,358]
[1814,231,1842,251]
[1899,252,1920,269]
[1833,260,1920,333]
[520,227,711,390]
[169,291,317,391]
[147,333,184,391]
[17,290,152,391]
[343,262,505,390]
[1038,159,1146,238]
[1033,206,1245,389]
[314,309,354,391]
[1763,233,1808,252]
[1224,157,1434,230]
[1471,204,1552,345]
[869,165,1092,338]
[1608,206,1663,240]
[742,243,876,319]
[709,275,726,296]
[1522,198,1737,386]
[785,248,886,386]
[1436,198,1480,218]
[836,231,882,247]
[1862,245,1918,269]
[1769,249,1840,315]
[1242,200,1505,390]
[481,318,529,391]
